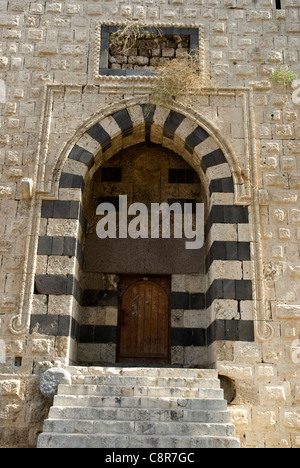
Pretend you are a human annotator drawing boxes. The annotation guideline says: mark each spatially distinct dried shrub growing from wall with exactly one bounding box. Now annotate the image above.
[109,20,162,56]
[149,52,211,108]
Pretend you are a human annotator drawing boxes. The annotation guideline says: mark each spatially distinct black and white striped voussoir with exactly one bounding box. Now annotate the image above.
[63,105,232,189]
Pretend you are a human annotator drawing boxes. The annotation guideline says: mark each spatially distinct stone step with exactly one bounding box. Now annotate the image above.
[57,384,224,399]
[38,433,240,449]
[48,406,232,424]
[67,367,218,380]
[37,367,240,449]
[71,375,221,388]
[53,395,228,411]
[43,419,236,438]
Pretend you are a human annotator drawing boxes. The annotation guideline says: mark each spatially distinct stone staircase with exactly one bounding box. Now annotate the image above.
[37,367,240,449]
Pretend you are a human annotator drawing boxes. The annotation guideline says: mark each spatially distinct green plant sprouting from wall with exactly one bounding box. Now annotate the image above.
[270,66,299,87]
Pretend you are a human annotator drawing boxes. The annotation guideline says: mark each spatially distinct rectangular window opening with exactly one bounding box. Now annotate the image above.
[101,167,122,182]
[275,0,281,9]
[168,169,200,184]
[14,357,22,367]
[99,26,200,77]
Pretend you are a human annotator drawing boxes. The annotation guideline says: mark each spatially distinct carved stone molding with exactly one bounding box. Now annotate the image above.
[92,21,206,85]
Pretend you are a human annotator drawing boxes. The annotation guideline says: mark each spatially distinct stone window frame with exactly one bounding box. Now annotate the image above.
[93,22,205,83]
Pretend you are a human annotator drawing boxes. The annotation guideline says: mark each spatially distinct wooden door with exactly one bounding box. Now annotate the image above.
[117,276,171,364]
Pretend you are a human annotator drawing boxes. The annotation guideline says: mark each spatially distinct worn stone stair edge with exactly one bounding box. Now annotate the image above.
[48,406,232,423]
[38,433,240,449]
[52,394,228,410]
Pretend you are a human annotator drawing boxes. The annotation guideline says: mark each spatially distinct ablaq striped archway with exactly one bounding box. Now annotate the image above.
[33,101,255,365]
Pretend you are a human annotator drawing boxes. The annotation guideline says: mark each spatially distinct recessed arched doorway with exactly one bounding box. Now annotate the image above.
[32,102,255,369]
[80,142,206,366]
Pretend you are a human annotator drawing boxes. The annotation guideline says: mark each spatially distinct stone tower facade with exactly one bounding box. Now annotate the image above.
[0,0,300,448]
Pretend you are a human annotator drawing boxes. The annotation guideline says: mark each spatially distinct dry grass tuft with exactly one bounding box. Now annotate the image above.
[149,52,211,108]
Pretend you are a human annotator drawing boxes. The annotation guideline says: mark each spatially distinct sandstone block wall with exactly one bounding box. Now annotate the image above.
[0,0,299,448]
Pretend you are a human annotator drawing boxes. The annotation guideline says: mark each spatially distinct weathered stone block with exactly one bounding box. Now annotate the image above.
[253,409,277,428]
[230,407,249,426]
[260,384,289,404]
[31,338,53,355]
[0,379,20,396]
[40,367,71,398]
[283,410,300,429]
[218,364,253,380]
[35,275,71,295]
[276,304,300,319]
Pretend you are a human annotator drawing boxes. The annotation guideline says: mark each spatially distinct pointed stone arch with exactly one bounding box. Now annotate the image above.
[51,97,246,205]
